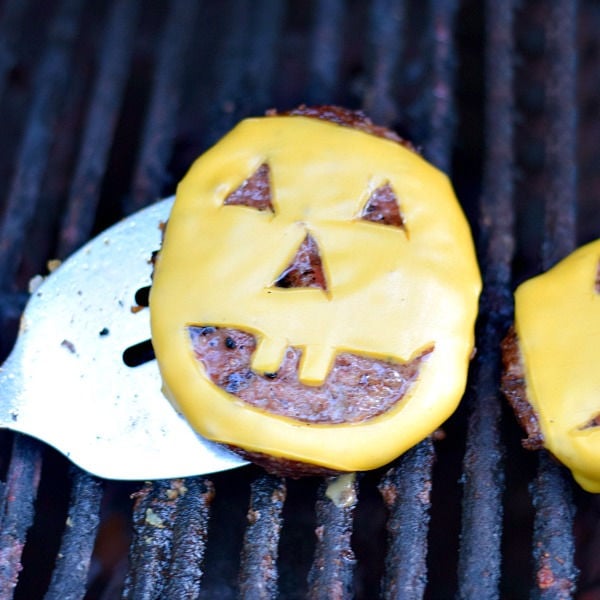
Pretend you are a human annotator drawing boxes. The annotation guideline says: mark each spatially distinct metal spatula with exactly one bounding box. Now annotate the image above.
[0,198,247,480]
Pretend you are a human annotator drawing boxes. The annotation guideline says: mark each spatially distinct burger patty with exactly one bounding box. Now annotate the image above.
[187,105,431,426]
[268,104,417,151]
[500,327,544,450]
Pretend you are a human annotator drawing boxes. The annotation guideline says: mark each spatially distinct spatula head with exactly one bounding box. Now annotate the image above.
[0,198,247,480]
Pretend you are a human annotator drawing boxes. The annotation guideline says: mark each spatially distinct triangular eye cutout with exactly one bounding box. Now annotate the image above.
[223,163,274,212]
[360,183,405,229]
[578,412,600,430]
[273,234,327,290]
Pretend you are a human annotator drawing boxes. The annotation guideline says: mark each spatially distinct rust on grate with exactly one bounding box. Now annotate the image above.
[379,440,434,598]
[307,476,359,599]
[122,477,214,599]
[239,474,287,599]
[0,436,43,597]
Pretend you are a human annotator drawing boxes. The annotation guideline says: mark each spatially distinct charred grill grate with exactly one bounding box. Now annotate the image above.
[0,0,597,598]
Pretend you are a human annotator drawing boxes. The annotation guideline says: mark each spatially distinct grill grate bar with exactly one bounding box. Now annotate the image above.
[161,478,215,599]
[43,470,103,600]
[531,0,579,597]
[531,454,578,599]
[379,439,434,599]
[242,0,286,115]
[126,0,200,214]
[239,475,287,599]
[122,477,214,599]
[457,1,516,596]
[0,0,29,103]
[204,0,284,145]
[307,476,359,599]
[423,0,459,173]
[123,480,179,599]
[541,1,578,268]
[204,0,252,144]
[0,0,84,289]
[307,0,345,105]
[0,436,43,598]
[57,0,140,258]
[363,0,405,125]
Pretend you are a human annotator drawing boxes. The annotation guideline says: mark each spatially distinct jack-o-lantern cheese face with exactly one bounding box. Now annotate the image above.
[150,110,481,474]
[510,239,600,492]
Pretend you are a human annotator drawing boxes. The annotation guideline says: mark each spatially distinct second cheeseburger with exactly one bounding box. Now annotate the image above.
[150,106,481,476]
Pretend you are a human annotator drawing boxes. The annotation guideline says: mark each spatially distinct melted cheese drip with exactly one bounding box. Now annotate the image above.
[325,473,357,507]
[515,239,600,492]
[150,116,481,472]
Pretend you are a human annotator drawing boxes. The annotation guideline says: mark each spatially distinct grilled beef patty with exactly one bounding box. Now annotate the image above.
[500,327,544,450]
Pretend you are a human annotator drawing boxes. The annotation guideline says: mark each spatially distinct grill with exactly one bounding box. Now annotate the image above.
[0,1,598,598]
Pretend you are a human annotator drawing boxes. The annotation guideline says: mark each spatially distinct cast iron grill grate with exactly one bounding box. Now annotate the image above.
[0,1,597,598]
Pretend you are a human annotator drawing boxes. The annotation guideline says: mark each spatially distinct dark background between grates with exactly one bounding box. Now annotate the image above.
[0,1,599,599]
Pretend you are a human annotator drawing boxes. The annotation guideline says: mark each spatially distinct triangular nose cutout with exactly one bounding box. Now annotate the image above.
[273,234,327,290]
[361,182,405,229]
[223,163,274,212]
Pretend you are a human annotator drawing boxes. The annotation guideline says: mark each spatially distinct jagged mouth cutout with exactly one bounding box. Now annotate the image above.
[188,325,433,425]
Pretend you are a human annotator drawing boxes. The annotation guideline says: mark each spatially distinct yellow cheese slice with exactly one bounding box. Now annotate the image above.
[150,115,481,472]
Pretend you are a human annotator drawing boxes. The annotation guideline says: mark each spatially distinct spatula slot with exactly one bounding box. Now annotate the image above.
[123,339,155,367]
[134,285,151,307]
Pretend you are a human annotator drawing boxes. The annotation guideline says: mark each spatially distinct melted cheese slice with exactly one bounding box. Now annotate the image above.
[150,115,481,472]
[515,239,600,492]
